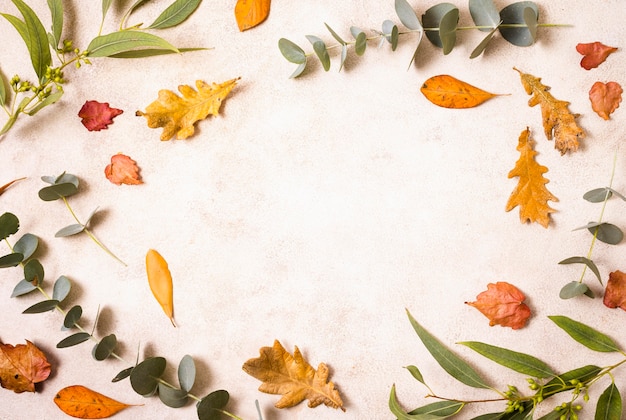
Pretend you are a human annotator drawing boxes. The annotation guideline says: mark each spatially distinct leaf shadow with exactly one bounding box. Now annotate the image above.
[33,339,60,392]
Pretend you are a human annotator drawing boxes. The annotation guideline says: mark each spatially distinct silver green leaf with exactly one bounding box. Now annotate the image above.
[57,332,91,348]
[559,281,593,299]
[55,172,79,187]
[352,28,367,56]
[93,333,117,361]
[196,390,229,420]
[422,3,459,54]
[55,223,85,237]
[178,354,196,393]
[148,0,201,29]
[469,24,500,58]
[52,275,71,302]
[23,299,59,313]
[63,305,83,328]
[522,7,538,44]
[608,188,626,201]
[87,31,179,58]
[14,233,39,261]
[549,315,620,352]
[131,357,167,396]
[47,0,63,48]
[404,365,425,385]
[158,383,188,408]
[9,0,52,81]
[289,62,306,79]
[589,223,623,245]
[11,279,37,297]
[0,212,19,240]
[499,2,539,47]
[558,256,602,285]
[324,23,346,45]
[305,35,330,71]
[458,341,554,378]
[338,44,348,72]
[0,253,23,268]
[278,38,306,64]
[395,0,422,31]
[382,20,399,51]
[596,383,622,420]
[583,187,611,202]
[469,0,500,31]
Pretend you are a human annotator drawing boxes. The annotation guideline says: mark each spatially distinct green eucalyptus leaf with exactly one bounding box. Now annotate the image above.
[127,0,153,17]
[178,354,196,393]
[522,7,537,44]
[9,0,52,81]
[458,341,554,378]
[499,2,539,47]
[0,253,23,268]
[471,414,510,420]
[278,38,306,64]
[338,44,348,72]
[407,309,490,389]
[408,401,465,417]
[353,29,367,56]
[24,259,44,286]
[26,90,64,115]
[57,332,91,348]
[93,333,117,361]
[1,14,29,52]
[607,188,626,201]
[0,67,6,107]
[47,0,63,48]
[422,3,458,51]
[573,221,602,231]
[23,299,59,313]
[596,383,622,420]
[108,47,206,58]
[11,279,36,297]
[305,35,330,71]
[289,62,306,79]
[558,256,602,285]
[148,0,201,29]
[590,223,623,245]
[382,20,399,51]
[102,0,113,21]
[63,305,83,328]
[158,383,188,408]
[583,188,611,202]
[87,31,179,58]
[469,0,500,31]
[549,315,620,352]
[559,281,592,299]
[543,365,602,398]
[41,175,56,184]
[395,0,422,31]
[130,357,166,396]
[38,182,78,201]
[54,172,79,187]
[469,24,500,58]
[55,223,85,237]
[324,23,346,45]
[438,7,459,54]
[52,275,71,302]
[0,212,19,240]
[14,233,39,261]
[112,366,133,383]
[404,365,425,385]
[196,389,229,420]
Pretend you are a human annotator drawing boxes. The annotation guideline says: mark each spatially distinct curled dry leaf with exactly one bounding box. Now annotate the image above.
[242,340,345,412]
[54,385,134,418]
[506,127,558,228]
[235,0,271,31]
[0,340,51,393]
[105,154,143,186]
[514,67,585,155]
[603,270,626,311]
[576,42,618,70]
[0,177,26,196]
[589,81,622,120]
[146,249,176,327]
[420,75,502,108]
[78,101,123,131]
[466,282,531,330]
[136,78,240,140]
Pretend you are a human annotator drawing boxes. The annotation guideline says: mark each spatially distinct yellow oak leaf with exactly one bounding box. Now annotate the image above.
[506,127,558,228]
[514,68,585,155]
[242,340,345,412]
[136,78,240,140]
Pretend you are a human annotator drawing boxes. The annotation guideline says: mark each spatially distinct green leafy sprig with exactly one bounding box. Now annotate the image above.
[391,310,625,419]
[0,0,205,137]
[279,0,568,78]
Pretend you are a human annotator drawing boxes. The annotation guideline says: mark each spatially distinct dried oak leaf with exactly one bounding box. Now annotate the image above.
[78,100,123,131]
[466,282,531,330]
[420,75,502,108]
[506,128,558,228]
[0,340,51,393]
[54,385,134,419]
[242,340,345,412]
[105,154,143,186]
[576,42,618,70]
[603,270,626,310]
[235,0,271,31]
[514,67,585,155]
[589,81,623,120]
[136,78,240,141]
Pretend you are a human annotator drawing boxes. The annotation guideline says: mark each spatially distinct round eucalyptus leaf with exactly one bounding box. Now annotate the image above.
[583,188,611,203]
[52,275,71,302]
[57,332,91,348]
[13,233,39,260]
[289,62,307,79]
[381,20,395,44]
[278,38,306,64]
[11,279,37,297]
[523,7,538,43]
[55,223,85,237]
[23,299,60,313]
[0,212,19,240]
[197,390,230,420]
[41,175,56,184]
[305,35,330,71]
[38,182,78,201]
[0,252,24,268]
[158,383,188,408]
[422,3,458,50]
[499,2,539,47]
[439,8,459,54]
[130,357,167,396]
[469,0,500,31]
[54,173,79,187]
[112,366,133,383]
[178,354,196,392]
[395,0,422,31]
[350,26,364,39]
[63,305,83,328]
[590,223,623,245]
[559,282,590,299]
[24,259,44,286]
[354,31,367,56]
[93,334,117,361]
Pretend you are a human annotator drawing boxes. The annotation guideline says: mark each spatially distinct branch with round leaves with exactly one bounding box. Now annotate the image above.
[279,0,568,78]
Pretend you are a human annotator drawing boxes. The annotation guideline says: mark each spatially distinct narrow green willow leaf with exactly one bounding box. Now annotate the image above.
[469,0,500,31]
[422,3,458,49]
[1,14,28,49]
[289,62,306,79]
[388,385,424,420]
[93,334,117,361]
[0,67,6,107]
[559,281,592,299]
[278,38,306,64]
[10,0,52,81]
[408,401,465,417]
[25,90,63,115]
[382,20,399,51]
[102,0,113,21]
[47,0,63,48]
[57,332,91,348]
[596,383,622,420]
[38,182,78,201]
[196,390,230,420]
[0,252,23,268]
[522,7,537,44]
[148,0,201,29]
[469,24,500,58]
[395,0,422,31]
[549,315,620,352]
[590,223,623,245]
[108,47,207,58]
[130,357,166,396]
[52,275,71,302]
[24,259,44,286]
[353,30,367,56]
[583,187,611,203]
[63,305,83,328]
[0,212,19,240]
[499,2,539,47]
[23,299,59,313]
[324,23,346,45]
[558,256,602,285]
[86,31,179,58]
[543,365,602,397]
[178,354,196,393]
[407,309,490,389]
[11,279,36,297]
[458,341,554,378]
[305,35,330,71]
[14,233,39,261]
[112,366,133,383]
[55,223,85,237]
[404,365,425,385]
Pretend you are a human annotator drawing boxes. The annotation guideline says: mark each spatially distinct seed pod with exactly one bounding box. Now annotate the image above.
[145,249,176,327]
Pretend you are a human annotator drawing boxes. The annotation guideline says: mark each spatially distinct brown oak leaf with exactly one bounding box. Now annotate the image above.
[54,385,133,418]
[603,270,626,310]
[506,128,558,228]
[105,154,143,186]
[78,100,123,131]
[0,340,51,393]
[466,282,531,330]
[242,340,345,411]
[576,42,618,70]
[589,81,622,120]
[235,0,271,31]
[514,68,585,155]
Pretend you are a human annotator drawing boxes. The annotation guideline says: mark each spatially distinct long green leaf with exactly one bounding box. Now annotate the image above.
[47,0,63,48]
[549,315,620,352]
[0,66,7,107]
[408,401,465,417]
[10,0,52,81]
[148,0,201,29]
[389,384,435,420]
[108,47,206,58]
[543,365,602,397]
[86,31,179,58]
[26,90,63,115]
[596,383,622,420]
[407,309,490,389]
[101,0,113,22]
[459,341,554,378]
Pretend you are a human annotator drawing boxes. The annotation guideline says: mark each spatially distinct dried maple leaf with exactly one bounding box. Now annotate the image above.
[576,42,618,70]
[514,67,585,155]
[420,75,502,108]
[589,81,622,120]
[54,385,133,418]
[603,270,626,310]
[78,100,123,131]
[136,78,240,140]
[465,282,531,330]
[0,340,51,393]
[506,128,558,228]
[235,0,271,31]
[242,340,345,412]
[105,154,143,186]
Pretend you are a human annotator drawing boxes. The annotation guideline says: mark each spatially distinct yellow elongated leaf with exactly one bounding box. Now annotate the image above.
[54,385,134,418]
[420,74,502,108]
[235,0,271,31]
[136,78,240,140]
[145,249,176,327]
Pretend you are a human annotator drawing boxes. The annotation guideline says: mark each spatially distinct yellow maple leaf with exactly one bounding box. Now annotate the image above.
[514,68,585,155]
[136,78,240,140]
[506,127,558,228]
[242,340,345,412]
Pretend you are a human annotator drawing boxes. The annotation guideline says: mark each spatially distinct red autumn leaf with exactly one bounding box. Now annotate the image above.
[105,154,143,186]
[603,270,626,310]
[78,100,123,131]
[589,81,623,120]
[0,340,51,393]
[576,42,618,70]
[465,282,531,330]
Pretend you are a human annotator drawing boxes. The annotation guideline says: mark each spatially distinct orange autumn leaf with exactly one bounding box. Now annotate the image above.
[54,385,134,418]
[576,42,618,70]
[136,78,240,140]
[105,154,143,186]
[146,249,176,327]
[242,340,345,412]
[466,282,531,330]
[506,128,558,228]
[589,81,623,120]
[0,340,51,393]
[0,177,26,196]
[235,0,271,31]
[420,75,502,108]
[514,67,585,155]
[603,270,626,311]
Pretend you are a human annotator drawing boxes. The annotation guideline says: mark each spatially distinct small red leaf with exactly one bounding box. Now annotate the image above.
[465,282,531,330]
[78,101,123,131]
[589,81,622,120]
[105,154,143,186]
[603,270,626,310]
[576,42,618,70]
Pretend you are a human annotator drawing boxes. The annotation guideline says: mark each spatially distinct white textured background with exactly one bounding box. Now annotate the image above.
[1,0,625,419]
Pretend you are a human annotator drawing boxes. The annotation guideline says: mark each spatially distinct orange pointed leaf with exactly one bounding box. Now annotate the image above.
[235,0,271,31]
[54,385,135,418]
[105,153,143,186]
[420,75,501,108]
[466,282,531,329]
[242,340,345,412]
[0,340,51,393]
[506,127,558,228]
[589,81,622,120]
